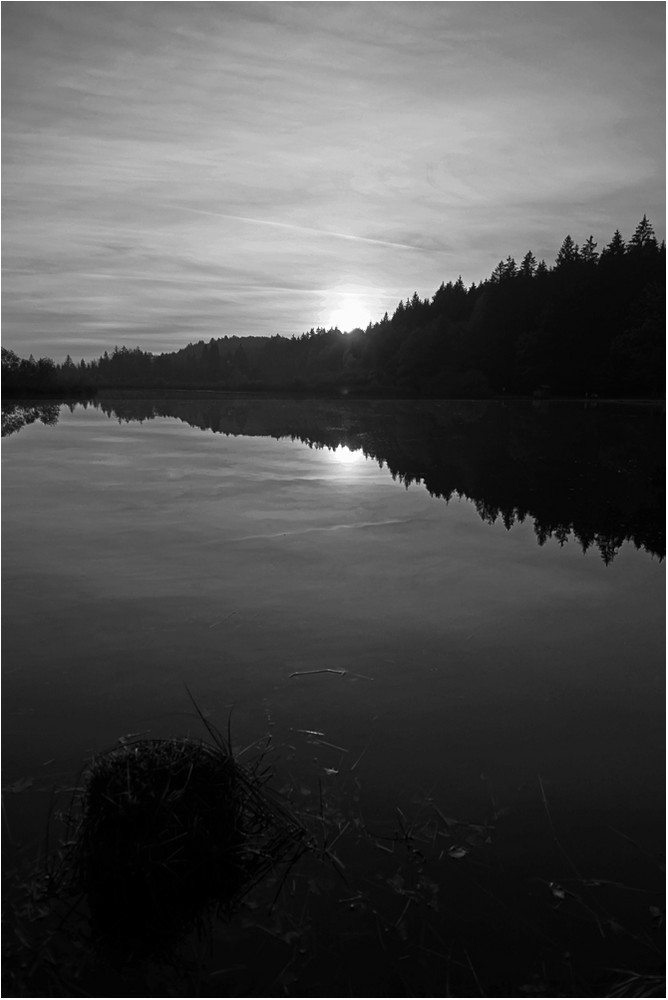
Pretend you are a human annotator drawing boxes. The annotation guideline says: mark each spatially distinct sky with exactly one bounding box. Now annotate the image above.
[2,2,665,361]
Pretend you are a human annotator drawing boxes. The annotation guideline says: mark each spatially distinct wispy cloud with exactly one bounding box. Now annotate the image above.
[164,205,433,253]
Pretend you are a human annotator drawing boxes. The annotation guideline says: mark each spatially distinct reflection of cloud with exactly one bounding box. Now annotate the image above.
[234,518,406,543]
[2,3,665,359]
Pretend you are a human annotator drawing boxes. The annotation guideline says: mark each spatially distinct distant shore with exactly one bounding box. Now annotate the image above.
[3,384,665,408]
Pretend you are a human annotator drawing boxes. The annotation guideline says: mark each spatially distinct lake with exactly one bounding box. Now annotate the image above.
[2,395,665,997]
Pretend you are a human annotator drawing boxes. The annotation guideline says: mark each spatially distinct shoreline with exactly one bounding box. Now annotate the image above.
[4,386,665,408]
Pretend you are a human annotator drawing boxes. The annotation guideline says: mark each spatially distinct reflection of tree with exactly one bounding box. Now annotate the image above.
[94,396,664,564]
[2,402,61,438]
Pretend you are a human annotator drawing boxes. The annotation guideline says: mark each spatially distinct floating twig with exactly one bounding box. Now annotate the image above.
[327,821,350,851]
[432,803,452,831]
[289,668,346,678]
[464,946,485,997]
[606,825,663,867]
[394,896,412,928]
[289,668,374,680]
[312,739,349,753]
[350,738,372,772]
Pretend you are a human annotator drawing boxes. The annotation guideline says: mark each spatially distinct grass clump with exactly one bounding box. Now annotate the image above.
[66,727,307,953]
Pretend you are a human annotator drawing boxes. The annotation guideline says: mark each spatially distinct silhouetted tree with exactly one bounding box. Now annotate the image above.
[555,235,580,267]
[601,229,625,259]
[519,251,537,278]
[628,214,658,254]
[580,235,599,265]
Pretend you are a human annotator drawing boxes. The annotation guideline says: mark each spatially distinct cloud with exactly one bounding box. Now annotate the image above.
[2,2,664,358]
[164,205,433,253]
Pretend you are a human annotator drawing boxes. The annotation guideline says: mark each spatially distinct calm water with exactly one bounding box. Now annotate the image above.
[2,395,665,994]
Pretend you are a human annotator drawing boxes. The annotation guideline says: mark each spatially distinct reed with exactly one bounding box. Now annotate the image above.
[61,723,308,954]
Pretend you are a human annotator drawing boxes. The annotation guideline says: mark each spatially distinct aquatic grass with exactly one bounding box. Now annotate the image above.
[604,970,666,997]
[25,694,312,959]
[63,731,309,953]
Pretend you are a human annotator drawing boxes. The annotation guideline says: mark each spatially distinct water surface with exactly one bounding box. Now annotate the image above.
[2,395,664,994]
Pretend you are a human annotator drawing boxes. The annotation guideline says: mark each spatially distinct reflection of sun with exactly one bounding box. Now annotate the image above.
[330,444,367,467]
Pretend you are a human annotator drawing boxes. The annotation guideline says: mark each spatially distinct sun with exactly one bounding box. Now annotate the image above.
[325,292,371,333]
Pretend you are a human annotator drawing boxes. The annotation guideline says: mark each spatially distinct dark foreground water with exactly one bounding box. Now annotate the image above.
[2,395,665,997]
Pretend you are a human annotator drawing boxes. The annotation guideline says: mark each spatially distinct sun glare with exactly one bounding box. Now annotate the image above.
[330,444,367,467]
[324,292,372,333]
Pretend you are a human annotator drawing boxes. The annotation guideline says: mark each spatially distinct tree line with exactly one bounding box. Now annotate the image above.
[2,216,664,398]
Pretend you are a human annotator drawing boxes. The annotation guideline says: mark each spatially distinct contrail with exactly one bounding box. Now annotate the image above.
[165,205,429,253]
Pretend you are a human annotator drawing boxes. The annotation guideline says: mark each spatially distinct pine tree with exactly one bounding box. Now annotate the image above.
[490,261,505,283]
[628,214,658,253]
[555,235,580,267]
[580,235,599,264]
[601,229,625,258]
[490,257,517,282]
[502,255,517,278]
[519,251,537,278]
